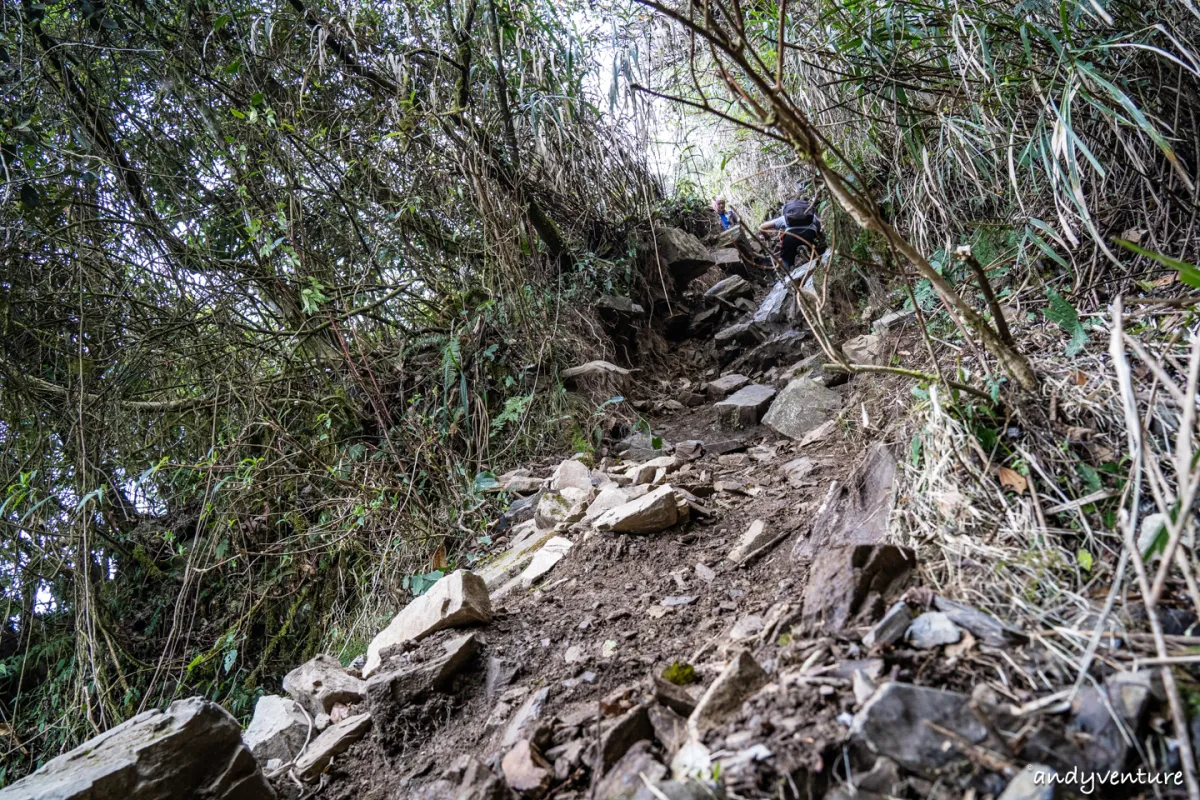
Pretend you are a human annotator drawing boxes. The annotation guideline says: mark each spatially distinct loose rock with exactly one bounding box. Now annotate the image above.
[761,377,842,440]
[654,227,715,286]
[706,373,750,401]
[594,485,685,534]
[862,601,912,649]
[0,697,274,800]
[550,460,593,492]
[595,740,666,800]
[851,683,994,772]
[501,740,551,795]
[689,651,768,735]
[905,612,962,649]
[999,765,1056,800]
[715,385,776,429]
[799,545,916,631]
[842,334,885,365]
[294,712,372,781]
[242,695,310,765]
[283,654,367,725]
[363,570,491,679]
[727,519,771,563]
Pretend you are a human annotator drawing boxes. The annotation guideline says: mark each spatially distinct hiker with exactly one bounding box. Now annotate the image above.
[759,198,824,269]
[712,196,739,230]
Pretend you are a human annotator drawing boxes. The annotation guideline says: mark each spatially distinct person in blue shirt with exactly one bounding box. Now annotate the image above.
[712,196,740,230]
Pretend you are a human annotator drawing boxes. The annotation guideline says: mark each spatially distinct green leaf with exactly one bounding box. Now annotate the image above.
[1077,549,1093,573]
[1044,288,1088,356]
[223,649,237,674]
[473,471,499,492]
[1076,462,1102,493]
[1113,238,1200,289]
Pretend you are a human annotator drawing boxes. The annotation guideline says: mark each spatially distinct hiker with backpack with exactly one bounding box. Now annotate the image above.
[759,198,824,270]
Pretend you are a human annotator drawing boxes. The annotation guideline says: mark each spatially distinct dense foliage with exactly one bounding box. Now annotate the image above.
[0,0,653,779]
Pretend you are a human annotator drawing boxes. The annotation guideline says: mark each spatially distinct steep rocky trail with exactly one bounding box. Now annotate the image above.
[1,227,1169,800]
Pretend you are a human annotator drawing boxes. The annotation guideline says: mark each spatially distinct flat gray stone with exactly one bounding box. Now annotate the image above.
[727,520,771,563]
[842,334,885,365]
[363,570,491,678]
[862,601,913,649]
[999,765,1056,800]
[715,385,776,429]
[706,373,750,401]
[704,275,751,301]
[654,227,714,285]
[242,695,309,765]
[713,321,764,346]
[689,651,767,735]
[294,713,371,781]
[761,377,842,440]
[851,683,992,772]
[593,485,684,534]
[905,612,961,649]
[0,697,274,800]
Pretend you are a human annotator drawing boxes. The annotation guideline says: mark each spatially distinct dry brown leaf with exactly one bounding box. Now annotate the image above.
[945,630,976,658]
[431,544,448,571]
[1070,370,1087,386]
[997,466,1028,494]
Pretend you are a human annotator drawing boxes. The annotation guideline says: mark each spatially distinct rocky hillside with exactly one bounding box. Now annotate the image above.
[0,229,1177,800]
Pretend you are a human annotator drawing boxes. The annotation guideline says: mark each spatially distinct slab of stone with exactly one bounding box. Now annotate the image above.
[704,275,752,301]
[500,687,551,750]
[932,596,1027,647]
[515,537,572,589]
[504,475,544,496]
[596,297,646,316]
[780,457,816,487]
[706,373,750,401]
[535,490,588,529]
[795,443,897,559]
[715,385,776,430]
[599,705,653,771]
[905,612,962,649]
[363,570,491,679]
[478,528,555,591]
[674,441,703,461]
[593,485,684,534]
[242,695,309,765]
[0,697,274,800]
[654,227,714,286]
[709,248,743,267]
[366,632,480,718]
[872,308,915,332]
[851,683,992,772]
[596,740,666,800]
[501,740,551,794]
[647,705,688,760]
[615,432,670,462]
[761,377,842,440]
[550,460,593,492]
[713,321,764,347]
[629,456,680,485]
[283,655,366,724]
[842,334,885,365]
[727,520,771,563]
[799,545,916,632]
[294,713,372,781]
[728,329,808,375]
[687,306,724,338]
[653,676,699,717]
[585,487,633,522]
[688,651,768,735]
[862,602,913,649]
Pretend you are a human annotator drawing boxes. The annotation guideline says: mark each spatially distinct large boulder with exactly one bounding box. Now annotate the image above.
[0,697,274,800]
[367,632,480,745]
[761,377,842,439]
[363,570,492,678]
[653,227,715,286]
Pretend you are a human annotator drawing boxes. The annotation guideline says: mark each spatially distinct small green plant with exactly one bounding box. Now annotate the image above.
[662,661,697,686]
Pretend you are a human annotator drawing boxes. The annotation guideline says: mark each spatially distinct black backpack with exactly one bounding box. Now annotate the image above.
[779,200,823,264]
